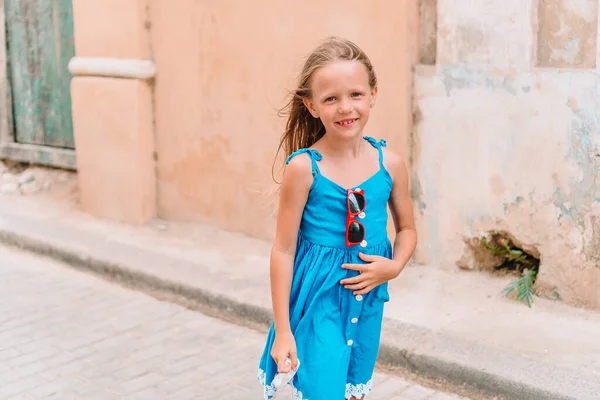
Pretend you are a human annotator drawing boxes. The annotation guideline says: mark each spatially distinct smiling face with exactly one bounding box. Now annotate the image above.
[303,60,378,140]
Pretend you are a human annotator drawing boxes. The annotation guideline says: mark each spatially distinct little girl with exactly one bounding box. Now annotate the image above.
[258,37,417,400]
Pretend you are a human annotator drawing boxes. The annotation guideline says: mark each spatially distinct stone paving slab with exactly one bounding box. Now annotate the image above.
[0,244,468,400]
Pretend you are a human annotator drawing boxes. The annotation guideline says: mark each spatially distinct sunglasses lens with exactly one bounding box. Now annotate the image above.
[348,192,365,214]
[347,221,364,243]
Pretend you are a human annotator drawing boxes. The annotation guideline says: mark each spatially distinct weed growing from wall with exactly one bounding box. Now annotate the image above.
[482,235,540,307]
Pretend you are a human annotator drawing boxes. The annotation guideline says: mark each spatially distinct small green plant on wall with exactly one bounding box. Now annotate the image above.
[482,236,540,308]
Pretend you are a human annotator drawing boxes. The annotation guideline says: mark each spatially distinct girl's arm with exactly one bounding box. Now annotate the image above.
[269,153,312,369]
[386,149,417,271]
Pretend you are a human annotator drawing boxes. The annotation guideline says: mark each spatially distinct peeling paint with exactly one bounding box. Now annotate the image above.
[566,75,600,211]
[414,67,600,308]
[411,172,427,211]
[419,0,437,64]
[538,0,598,68]
[418,0,600,308]
[552,188,573,218]
[551,37,581,64]
[439,66,521,96]
[437,0,536,70]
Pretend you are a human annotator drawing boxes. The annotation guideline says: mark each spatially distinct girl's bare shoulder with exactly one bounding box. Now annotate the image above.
[381,146,409,185]
[283,152,315,188]
[381,146,405,170]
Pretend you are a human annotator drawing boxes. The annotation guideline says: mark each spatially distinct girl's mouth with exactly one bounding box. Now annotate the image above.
[336,119,358,127]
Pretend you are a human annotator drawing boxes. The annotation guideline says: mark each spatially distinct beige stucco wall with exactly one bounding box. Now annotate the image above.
[149,0,419,240]
[71,78,156,224]
[72,0,151,58]
[71,0,156,224]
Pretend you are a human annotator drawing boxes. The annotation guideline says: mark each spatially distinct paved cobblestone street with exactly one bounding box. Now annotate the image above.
[0,244,469,400]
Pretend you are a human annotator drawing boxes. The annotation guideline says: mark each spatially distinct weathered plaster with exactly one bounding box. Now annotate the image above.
[419,0,437,65]
[537,0,598,68]
[437,0,538,70]
[413,65,600,308]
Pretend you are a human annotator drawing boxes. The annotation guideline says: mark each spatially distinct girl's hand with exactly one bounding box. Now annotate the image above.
[340,252,403,295]
[270,330,299,373]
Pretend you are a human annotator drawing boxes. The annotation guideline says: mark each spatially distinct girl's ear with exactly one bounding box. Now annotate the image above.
[370,86,379,108]
[303,98,319,118]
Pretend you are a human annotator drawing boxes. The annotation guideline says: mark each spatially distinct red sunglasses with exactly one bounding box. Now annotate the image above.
[346,189,366,247]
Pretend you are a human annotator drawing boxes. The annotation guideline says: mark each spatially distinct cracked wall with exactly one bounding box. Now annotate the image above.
[414,0,600,308]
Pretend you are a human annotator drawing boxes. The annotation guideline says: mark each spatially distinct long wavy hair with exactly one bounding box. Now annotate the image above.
[272,37,378,182]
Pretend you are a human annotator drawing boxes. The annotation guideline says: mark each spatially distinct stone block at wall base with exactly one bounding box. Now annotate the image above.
[71,77,156,225]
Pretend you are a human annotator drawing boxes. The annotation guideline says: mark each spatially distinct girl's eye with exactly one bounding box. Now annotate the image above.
[325,96,336,103]
[352,92,363,98]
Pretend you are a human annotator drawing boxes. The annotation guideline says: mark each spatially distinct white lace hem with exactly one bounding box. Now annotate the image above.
[290,381,306,400]
[258,368,372,400]
[257,368,277,399]
[258,367,305,399]
[345,379,373,399]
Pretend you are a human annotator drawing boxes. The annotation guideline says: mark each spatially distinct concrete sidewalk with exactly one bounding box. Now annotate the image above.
[1,194,600,400]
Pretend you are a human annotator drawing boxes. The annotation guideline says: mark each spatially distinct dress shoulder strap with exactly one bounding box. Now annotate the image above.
[285,148,322,177]
[363,136,387,168]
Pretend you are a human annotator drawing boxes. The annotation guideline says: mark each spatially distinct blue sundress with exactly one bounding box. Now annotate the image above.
[258,136,393,400]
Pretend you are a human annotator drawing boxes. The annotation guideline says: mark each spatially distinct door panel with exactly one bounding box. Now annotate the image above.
[5,0,76,149]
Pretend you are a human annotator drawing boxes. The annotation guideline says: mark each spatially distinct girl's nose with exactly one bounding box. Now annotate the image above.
[338,100,352,114]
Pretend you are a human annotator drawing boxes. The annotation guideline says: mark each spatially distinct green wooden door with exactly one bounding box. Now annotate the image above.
[5,0,76,149]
